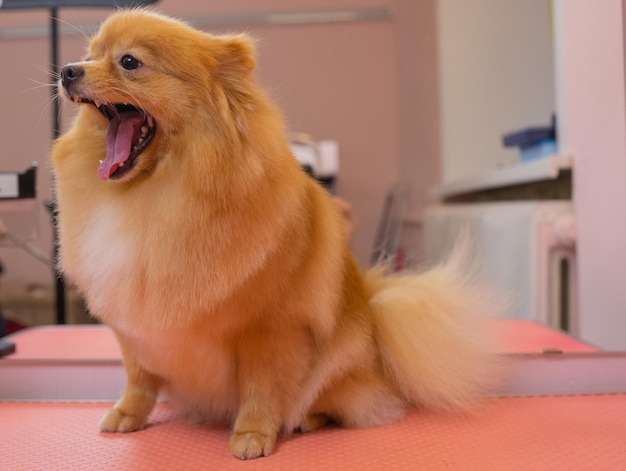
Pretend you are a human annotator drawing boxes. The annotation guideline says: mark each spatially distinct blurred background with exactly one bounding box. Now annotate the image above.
[3,1,624,352]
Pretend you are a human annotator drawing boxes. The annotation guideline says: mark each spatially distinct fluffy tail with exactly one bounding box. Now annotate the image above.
[367,232,505,411]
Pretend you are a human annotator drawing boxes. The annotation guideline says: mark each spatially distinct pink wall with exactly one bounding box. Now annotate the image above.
[0,1,439,289]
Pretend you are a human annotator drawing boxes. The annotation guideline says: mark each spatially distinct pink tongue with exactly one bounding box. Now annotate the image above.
[98,112,145,180]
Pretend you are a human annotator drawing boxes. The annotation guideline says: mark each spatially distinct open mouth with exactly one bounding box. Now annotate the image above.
[75,98,157,180]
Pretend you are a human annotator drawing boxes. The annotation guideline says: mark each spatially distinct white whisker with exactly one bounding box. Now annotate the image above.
[53,15,92,43]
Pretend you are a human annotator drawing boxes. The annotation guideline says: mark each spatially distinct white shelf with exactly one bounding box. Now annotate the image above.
[431,154,573,199]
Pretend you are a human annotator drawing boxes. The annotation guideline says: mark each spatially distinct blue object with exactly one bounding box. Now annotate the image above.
[502,115,558,162]
[503,114,557,147]
[503,127,555,148]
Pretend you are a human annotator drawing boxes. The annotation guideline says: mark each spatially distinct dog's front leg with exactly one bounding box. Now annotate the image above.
[229,329,312,460]
[99,332,161,433]
[229,396,281,459]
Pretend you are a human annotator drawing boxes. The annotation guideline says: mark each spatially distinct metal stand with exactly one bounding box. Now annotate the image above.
[49,8,66,324]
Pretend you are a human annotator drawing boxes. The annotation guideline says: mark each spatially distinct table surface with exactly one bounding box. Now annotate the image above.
[1,320,617,470]
[2,395,626,471]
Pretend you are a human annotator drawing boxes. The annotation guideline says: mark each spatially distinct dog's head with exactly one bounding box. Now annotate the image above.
[59,9,256,182]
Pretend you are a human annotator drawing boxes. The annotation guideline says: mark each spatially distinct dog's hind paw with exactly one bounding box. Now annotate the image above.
[99,408,147,433]
[295,413,332,433]
[229,431,276,460]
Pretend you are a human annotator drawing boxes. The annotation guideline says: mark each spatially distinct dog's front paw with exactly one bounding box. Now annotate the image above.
[99,408,147,433]
[229,431,276,460]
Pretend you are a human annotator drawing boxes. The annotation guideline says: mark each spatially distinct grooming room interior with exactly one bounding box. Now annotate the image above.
[2,0,626,469]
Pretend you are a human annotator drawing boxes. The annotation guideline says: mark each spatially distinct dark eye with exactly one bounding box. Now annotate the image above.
[120,54,141,71]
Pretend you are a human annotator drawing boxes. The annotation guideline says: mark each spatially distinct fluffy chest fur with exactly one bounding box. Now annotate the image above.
[73,202,137,324]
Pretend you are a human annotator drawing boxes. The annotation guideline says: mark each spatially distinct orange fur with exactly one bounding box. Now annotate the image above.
[51,9,502,460]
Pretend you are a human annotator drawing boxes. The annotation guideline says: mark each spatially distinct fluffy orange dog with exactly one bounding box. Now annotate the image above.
[52,9,501,460]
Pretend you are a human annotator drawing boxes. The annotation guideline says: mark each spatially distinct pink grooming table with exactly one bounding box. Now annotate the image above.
[2,321,625,470]
[0,320,600,401]
[2,396,626,470]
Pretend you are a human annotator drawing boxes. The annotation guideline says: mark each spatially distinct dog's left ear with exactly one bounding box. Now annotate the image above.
[212,34,257,84]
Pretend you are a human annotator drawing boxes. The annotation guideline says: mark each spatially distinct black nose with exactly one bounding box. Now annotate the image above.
[60,65,85,89]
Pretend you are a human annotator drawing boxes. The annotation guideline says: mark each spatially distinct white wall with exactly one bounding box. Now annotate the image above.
[555,0,626,350]
[436,0,555,184]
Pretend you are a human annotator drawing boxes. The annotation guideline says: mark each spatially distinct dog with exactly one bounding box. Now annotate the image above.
[52,9,502,460]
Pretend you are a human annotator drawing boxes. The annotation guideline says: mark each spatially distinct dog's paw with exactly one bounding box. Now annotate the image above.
[99,408,146,433]
[229,431,276,460]
[296,413,331,433]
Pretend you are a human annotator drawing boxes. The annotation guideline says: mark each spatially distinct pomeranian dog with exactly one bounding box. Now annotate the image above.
[52,9,502,460]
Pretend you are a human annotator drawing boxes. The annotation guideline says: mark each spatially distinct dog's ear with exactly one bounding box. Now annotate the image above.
[212,34,257,84]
